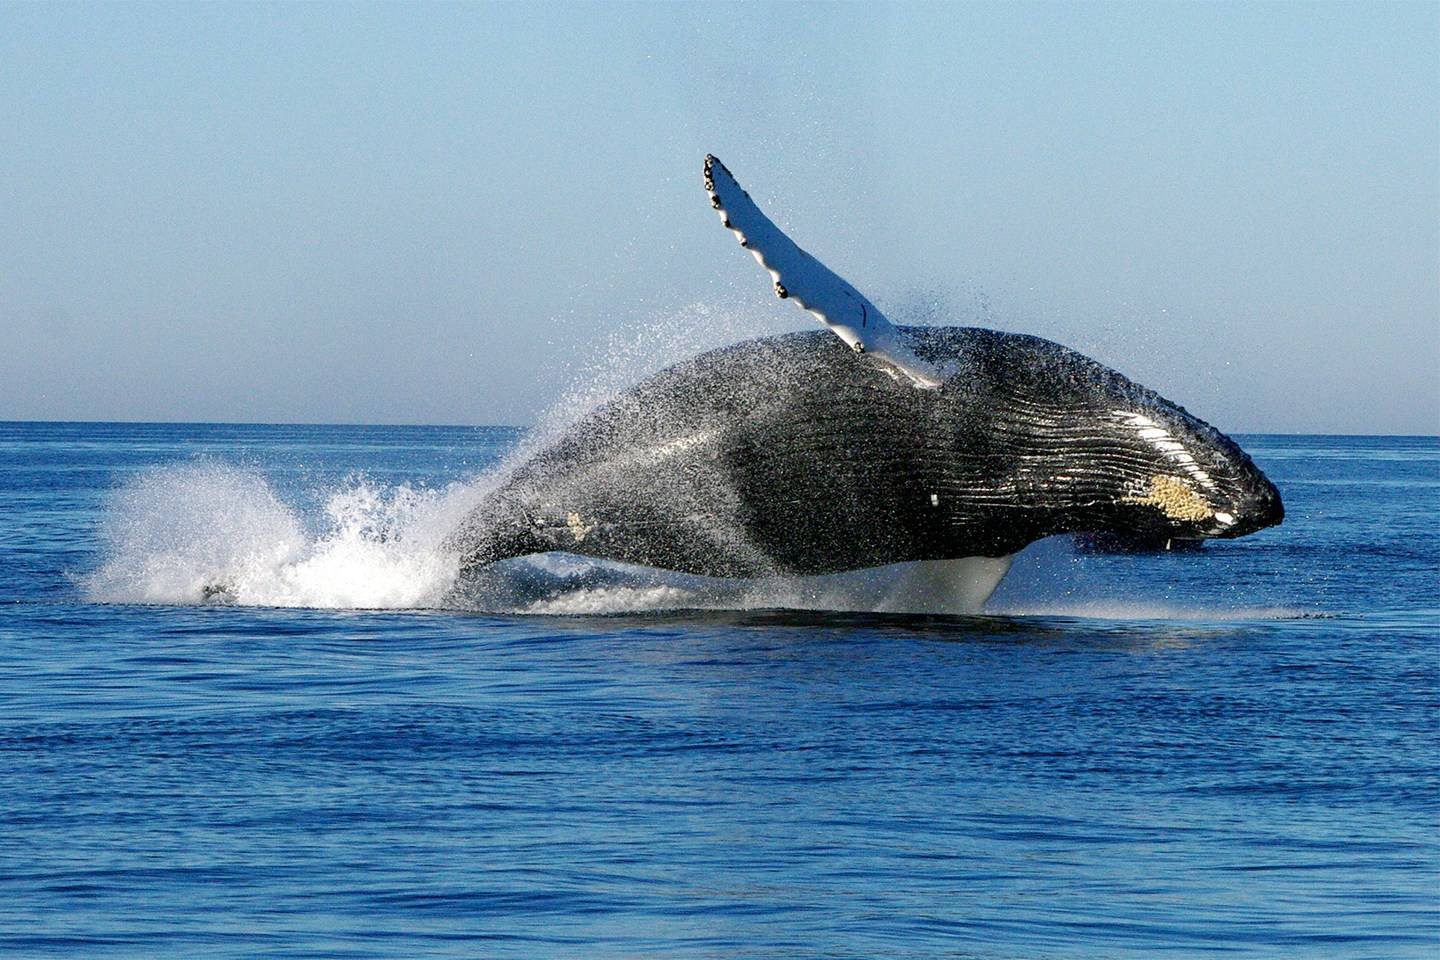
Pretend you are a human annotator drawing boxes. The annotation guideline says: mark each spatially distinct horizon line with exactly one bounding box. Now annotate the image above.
[0,418,1434,440]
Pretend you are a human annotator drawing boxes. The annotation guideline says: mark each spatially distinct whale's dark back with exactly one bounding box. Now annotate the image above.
[449,327,1280,577]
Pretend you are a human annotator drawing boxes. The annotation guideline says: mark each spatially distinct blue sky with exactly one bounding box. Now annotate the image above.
[2,1,1435,433]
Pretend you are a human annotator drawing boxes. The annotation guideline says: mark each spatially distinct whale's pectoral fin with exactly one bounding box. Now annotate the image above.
[704,154,943,390]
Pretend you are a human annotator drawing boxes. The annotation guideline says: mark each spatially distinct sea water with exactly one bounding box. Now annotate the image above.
[0,422,1435,958]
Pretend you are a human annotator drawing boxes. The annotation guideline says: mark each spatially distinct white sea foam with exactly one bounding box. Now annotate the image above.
[84,463,473,609]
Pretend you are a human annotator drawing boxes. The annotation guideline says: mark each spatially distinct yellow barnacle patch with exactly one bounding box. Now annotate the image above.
[1122,474,1214,523]
[566,512,595,543]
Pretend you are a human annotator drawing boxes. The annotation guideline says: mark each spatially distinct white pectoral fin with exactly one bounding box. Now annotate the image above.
[704,155,942,389]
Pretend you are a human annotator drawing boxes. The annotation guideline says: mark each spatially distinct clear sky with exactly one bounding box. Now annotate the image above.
[2,1,1436,433]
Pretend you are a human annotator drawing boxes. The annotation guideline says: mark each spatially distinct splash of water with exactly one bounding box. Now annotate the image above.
[84,463,470,609]
[520,298,789,457]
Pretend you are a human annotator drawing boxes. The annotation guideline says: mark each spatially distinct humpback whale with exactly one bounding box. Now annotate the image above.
[446,156,1282,607]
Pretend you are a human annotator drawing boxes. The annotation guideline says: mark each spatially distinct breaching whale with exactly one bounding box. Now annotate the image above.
[445,156,1283,608]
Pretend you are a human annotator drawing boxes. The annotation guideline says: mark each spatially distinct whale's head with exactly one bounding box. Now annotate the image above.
[1081,399,1285,544]
[926,328,1284,547]
[996,331,1283,544]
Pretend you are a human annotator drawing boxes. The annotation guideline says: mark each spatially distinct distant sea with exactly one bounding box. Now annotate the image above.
[1,421,1435,958]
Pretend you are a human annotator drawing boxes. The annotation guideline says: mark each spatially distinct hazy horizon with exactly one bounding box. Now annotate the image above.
[4,2,1437,435]
[1,418,1437,440]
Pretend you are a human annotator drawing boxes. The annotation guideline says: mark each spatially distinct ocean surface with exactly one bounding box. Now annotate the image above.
[0,421,1435,958]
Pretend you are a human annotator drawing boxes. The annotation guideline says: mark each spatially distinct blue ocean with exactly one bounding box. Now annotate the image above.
[1,421,1435,958]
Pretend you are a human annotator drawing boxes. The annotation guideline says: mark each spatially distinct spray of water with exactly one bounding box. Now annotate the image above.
[523,297,789,453]
[84,463,470,609]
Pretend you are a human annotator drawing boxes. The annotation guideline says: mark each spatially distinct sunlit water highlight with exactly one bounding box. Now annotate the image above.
[1,422,1436,959]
